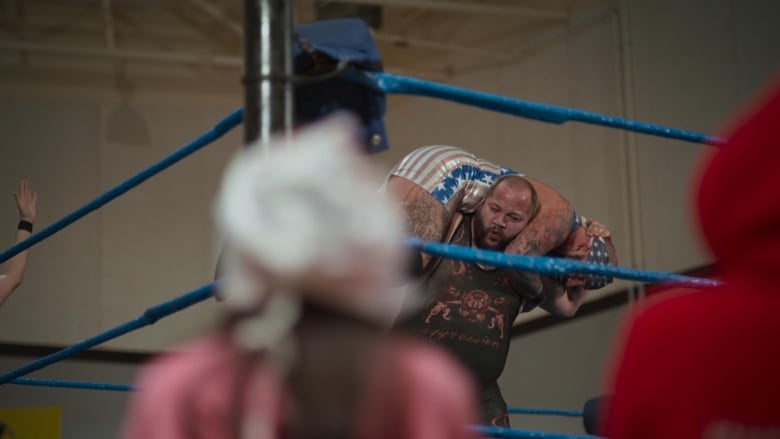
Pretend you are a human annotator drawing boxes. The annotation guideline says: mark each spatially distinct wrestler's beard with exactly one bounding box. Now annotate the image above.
[474,216,511,250]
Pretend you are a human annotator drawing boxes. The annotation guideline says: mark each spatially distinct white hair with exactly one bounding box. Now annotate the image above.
[215,114,406,327]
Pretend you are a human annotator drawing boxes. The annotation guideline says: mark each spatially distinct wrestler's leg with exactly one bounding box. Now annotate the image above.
[386,176,452,267]
[506,177,575,256]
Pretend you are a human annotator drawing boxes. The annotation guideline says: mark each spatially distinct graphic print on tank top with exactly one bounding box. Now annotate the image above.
[406,215,523,384]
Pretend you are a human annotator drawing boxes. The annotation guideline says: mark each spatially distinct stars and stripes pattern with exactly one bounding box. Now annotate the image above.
[389,145,521,212]
[585,236,613,289]
[550,235,613,290]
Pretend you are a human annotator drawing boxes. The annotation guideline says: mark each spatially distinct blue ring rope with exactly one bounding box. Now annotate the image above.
[5,376,589,420]
[473,426,597,439]
[9,373,590,420]
[0,282,216,385]
[5,377,585,419]
[508,408,583,417]
[0,109,243,265]
[9,382,593,437]
[405,238,720,287]
[5,379,581,421]
[9,382,590,436]
[4,377,586,422]
[11,378,135,392]
[346,70,723,146]
[0,73,720,265]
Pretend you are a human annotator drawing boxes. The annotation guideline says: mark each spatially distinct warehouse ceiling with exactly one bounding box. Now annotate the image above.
[0,0,609,84]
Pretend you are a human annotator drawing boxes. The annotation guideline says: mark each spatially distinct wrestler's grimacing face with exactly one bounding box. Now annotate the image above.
[474,182,532,250]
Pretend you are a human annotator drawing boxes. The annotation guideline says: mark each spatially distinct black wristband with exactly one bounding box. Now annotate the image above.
[18,220,33,233]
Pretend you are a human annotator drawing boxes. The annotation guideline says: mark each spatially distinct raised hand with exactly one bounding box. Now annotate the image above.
[14,180,37,223]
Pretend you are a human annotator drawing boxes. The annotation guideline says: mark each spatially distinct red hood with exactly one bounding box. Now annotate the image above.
[696,77,780,283]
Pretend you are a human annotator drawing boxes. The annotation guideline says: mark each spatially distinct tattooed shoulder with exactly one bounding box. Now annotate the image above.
[402,195,451,243]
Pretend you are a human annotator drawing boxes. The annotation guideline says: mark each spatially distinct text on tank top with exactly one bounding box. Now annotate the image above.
[406,215,523,384]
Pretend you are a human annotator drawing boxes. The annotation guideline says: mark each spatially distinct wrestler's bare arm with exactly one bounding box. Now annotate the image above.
[539,277,587,318]
[508,205,574,256]
[386,176,453,269]
[387,176,452,243]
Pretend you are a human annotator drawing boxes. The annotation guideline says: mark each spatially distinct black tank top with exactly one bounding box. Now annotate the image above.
[400,215,525,385]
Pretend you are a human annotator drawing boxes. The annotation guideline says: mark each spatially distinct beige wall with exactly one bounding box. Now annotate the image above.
[501,0,779,434]
[0,81,241,350]
[627,0,780,273]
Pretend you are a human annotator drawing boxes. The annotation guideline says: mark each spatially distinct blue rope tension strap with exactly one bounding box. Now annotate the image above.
[345,70,723,146]
[0,282,216,385]
[0,109,243,265]
[10,378,135,392]
[405,238,720,288]
[508,408,583,417]
[473,425,598,439]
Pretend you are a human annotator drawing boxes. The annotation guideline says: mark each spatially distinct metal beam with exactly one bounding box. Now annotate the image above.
[320,0,570,19]
[0,41,243,67]
[243,0,293,145]
[373,32,500,57]
[190,0,242,35]
[464,3,611,72]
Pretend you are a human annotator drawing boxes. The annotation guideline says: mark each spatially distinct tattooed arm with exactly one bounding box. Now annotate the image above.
[505,177,575,256]
[386,176,452,268]
[537,219,617,317]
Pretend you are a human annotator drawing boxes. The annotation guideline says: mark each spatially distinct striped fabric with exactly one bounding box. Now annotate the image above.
[389,145,521,212]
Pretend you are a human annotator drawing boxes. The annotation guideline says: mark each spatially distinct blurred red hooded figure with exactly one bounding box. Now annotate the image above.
[603,77,780,439]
